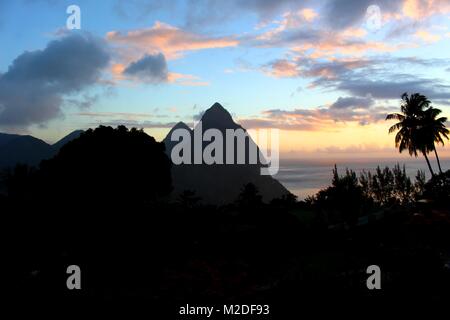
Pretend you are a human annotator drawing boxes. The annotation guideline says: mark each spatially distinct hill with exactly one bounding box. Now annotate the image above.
[0,130,83,168]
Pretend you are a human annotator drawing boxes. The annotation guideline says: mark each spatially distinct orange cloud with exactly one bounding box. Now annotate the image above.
[168,72,210,86]
[264,60,299,78]
[106,21,238,60]
[254,15,396,59]
[300,8,318,22]
[238,101,389,132]
[414,30,441,42]
[402,0,450,20]
[292,38,395,59]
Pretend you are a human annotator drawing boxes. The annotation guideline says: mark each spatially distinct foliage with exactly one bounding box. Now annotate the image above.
[423,170,450,204]
[386,92,449,176]
[235,182,263,209]
[307,164,425,225]
[37,125,173,206]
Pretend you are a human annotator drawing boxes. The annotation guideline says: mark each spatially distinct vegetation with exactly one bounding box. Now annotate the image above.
[305,164,426,226]
[1,116,449,307]
[386,92,449,176]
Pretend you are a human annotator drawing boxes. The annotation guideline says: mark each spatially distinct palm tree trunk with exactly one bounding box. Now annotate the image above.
[423,151,435,177]
[434,147,443,174]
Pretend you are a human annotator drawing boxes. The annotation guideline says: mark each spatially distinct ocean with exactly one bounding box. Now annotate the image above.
[275,157,450,200]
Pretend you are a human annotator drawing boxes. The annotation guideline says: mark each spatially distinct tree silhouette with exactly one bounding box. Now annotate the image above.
[236,183,262,208]
[311,165,367,226]
[177,190,201,209]
[39,125,172,207]
[420,107,449,174]
[386,92,443,177]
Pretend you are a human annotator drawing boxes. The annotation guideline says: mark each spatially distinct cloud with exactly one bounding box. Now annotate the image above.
[65,94,100,110]
[238,96,395,131]
[249,16,396,58]
[337,78,450,100]
[323,0,401,30]
[74,111,166,119]
[263,59,300,78]
[0,32,110,127]
[261,54,450,103]
[106,21,238,60]
[263,56,373,81]
[123,53,169,83]
[113,0,310,29]
[167,72,210,86]
[322,0,450,32]
[414,30,441,42]
[330,96,374,109]
[402,0,450,20]
[91,119,186,129]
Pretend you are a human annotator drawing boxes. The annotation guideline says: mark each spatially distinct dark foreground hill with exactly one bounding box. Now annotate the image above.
[2,123,450,311]
[163,103,290,204]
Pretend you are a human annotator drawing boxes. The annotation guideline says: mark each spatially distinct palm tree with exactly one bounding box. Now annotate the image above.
[386,93,435,177]
[420,107,449,174]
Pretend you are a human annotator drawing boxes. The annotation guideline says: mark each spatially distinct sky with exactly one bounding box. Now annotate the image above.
[0,0,450,160]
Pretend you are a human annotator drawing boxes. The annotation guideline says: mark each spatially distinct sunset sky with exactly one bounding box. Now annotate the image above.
[1,0,450,158]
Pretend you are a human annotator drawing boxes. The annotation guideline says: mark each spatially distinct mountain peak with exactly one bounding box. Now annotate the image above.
[52,130,84,150]
[205,102,229,116]
[210,102,226,110]
[172,121,191,131]
[163,121,192,146]
[200,102,238,129]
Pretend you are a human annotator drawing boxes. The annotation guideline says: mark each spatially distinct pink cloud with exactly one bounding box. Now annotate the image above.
[107,21,238,60]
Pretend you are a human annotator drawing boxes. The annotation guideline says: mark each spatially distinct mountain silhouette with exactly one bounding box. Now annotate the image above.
[163,121,192,153]
[51,129,83,151]
[0,130,83,168]
[201,102,238,130]
[164,102,290,204]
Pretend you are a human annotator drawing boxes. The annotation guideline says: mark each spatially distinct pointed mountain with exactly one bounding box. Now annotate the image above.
[164,103,290,204]
[163,122,191,141]
[52,130,84,151]
[200,102,240,130]
[163,121,192,153]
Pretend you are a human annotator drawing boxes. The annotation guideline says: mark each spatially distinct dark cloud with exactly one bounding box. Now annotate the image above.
[0,32,110,127]
[92,119,187,129]
[385,20,423,39]
[337,78,450,100]
[323,0,401,29]
[239,98,396,131]
[114,0,309,30]
[113,0,404,31]
[264,55,450,102]
[330,96,374,109]
[249,28,324,48]
[65,94,100,110]
[123,53,168,83]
